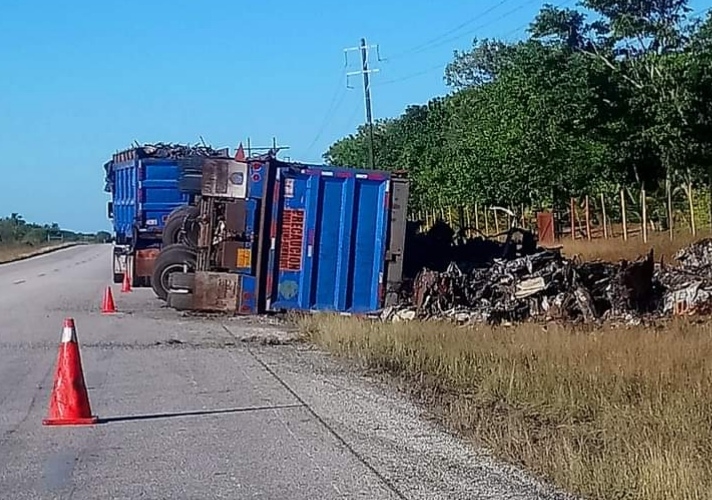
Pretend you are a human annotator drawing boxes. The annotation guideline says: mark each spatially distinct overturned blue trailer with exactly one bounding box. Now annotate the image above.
[157,154,409,315]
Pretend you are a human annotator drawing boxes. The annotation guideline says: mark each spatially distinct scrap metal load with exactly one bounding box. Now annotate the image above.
[384,225,712,324]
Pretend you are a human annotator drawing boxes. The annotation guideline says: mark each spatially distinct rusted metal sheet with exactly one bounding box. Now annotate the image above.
[537,211,555,244]
[134,249,160,278]
[219,241,242,270]
[384,177,409,307]
[193,271,240,312]
[201,159,248,199]
[224,200,247,234]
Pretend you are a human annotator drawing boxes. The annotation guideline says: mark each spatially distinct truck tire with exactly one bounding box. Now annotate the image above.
[151,244,197,301]
[167,291,193,311]
[162,206,198,247]
[169,272,195,292]
[113,272,124,284]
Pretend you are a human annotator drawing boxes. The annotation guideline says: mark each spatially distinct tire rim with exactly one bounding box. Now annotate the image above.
[161,262,192,293]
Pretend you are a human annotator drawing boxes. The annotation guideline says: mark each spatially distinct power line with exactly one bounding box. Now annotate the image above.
[375,63,447,86]
[386,0,542,61]
[376,0,578,87]
[304,69,348,157]
[385,0,516,60]
[499,0,576,39]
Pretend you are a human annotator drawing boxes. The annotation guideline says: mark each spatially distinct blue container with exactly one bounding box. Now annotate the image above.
[265,165,393,314]
[106,155,193,244]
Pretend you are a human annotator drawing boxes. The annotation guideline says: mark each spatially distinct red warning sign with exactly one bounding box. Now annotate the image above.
[279,209,305,271]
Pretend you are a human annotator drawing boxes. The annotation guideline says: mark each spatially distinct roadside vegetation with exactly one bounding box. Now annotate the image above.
[325,0,712,241]
[0,213,109,263]
[315,5,712,494]
[298,233,712,500]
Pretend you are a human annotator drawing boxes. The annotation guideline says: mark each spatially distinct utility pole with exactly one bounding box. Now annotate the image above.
[345,38,380,169]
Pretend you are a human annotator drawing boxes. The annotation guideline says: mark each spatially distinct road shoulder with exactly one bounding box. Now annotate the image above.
[222,318,574,500]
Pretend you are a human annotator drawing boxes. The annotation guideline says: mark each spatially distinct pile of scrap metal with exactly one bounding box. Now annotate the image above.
[656,238,712,316]
[133,142,229,159]
[384,224,712,325]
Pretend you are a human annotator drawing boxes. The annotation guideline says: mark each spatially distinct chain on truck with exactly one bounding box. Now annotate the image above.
[148,151,410,316]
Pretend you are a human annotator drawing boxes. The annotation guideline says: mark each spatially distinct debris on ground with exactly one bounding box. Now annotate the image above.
[657,238,712,315]
[385,221,712,325]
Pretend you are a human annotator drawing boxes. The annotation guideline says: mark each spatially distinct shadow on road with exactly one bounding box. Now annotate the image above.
[98,403,304,424]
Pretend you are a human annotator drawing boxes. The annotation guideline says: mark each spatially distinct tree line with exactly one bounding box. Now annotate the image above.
[0,213,110,246]
[324,0,712,231]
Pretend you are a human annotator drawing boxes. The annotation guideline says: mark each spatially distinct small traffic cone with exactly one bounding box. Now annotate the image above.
[101,286,116,314]
[121,272,132,293]
[43,318,98,426]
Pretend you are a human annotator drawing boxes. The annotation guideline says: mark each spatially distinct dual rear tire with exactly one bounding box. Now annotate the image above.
[162,206,199,248]
[150,244,196,302]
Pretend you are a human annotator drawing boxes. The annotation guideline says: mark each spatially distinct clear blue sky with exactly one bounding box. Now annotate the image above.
[0,0,709,232]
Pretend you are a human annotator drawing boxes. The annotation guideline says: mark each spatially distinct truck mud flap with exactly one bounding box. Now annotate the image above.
[112,248,128,284]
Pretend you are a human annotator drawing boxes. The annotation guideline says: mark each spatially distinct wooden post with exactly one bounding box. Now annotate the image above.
[484,206,489,235]
[600,193,608,239]
[641,187,648,243]
[570,197,576,240]
[620,188,628,241]
[494,209,500,235]
[585,195,592,240]
[688,182,697,236]
[667,177,674,240]
[474,203,480,233]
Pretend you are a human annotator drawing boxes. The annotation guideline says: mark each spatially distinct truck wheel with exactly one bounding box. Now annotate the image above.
[181,211,200,249]
[166,205,190,221]
[169,272,195,292]
[162,206,198,247]
[151,244,197,301]
[113,273,123,284]
[167,291,193,311]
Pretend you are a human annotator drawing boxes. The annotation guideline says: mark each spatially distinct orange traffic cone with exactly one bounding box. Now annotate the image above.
[121,272,132,293]
[43,318,98,426]
[101,286,116,314]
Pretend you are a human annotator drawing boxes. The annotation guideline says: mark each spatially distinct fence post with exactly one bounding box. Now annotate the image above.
[600,193,608,239]
[641,186,648,243]
[620,188,628,241]
[585,195,592,240]
[665,177,673,240]
[474,203,479,233]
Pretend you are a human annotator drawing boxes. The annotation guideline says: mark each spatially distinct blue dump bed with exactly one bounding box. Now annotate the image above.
[265,166,393,313]
[104,151,193,244]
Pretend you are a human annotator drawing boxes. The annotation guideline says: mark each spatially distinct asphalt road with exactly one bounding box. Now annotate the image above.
[0,244,572,500]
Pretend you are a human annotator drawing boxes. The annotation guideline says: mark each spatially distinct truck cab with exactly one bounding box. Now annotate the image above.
[104,144,229,286]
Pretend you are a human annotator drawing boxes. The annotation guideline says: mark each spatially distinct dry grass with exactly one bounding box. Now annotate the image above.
[0,243,70,264]
[552,229,712,263]
[299,314,712,500]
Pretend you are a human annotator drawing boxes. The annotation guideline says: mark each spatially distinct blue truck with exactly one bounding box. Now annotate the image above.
[151,153,410,315]
[103,143,229,287]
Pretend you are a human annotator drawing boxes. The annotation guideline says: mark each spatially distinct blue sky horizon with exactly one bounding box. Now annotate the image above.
[1,0,709,232]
